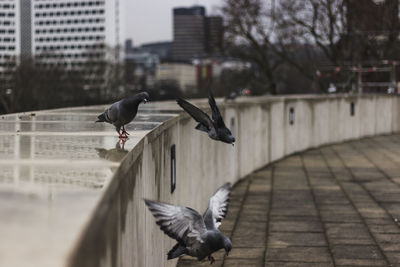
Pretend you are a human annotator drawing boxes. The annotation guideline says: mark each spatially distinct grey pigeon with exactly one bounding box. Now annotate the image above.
[225,91,239,101]
[225,88,251,102]
[177,89,235,145]
[96,92,149,138]
[144,182,232,264]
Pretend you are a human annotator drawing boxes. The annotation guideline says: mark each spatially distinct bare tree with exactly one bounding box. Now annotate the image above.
[222,0,400,93]
[222,0,283,94]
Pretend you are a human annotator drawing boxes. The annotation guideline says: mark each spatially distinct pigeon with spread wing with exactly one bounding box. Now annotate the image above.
[177,89,235,145]
[144,182,232,264]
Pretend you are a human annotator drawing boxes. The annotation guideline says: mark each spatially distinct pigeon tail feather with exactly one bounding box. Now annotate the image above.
[167,243,187,260]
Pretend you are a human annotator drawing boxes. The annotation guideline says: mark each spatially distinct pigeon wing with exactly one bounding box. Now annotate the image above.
[177,98,213,129]
[208,89,226,127]
[145,200,207,246]
[204,182,231,229]
[104,102,120,123]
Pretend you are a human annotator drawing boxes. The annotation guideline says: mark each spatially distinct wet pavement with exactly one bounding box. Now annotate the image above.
[178,135,400,267]
[0,102,180,267]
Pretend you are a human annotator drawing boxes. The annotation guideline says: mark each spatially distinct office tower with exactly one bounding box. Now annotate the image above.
[172,6,223,62]
[172,6,206,62]
[206,16,223,54]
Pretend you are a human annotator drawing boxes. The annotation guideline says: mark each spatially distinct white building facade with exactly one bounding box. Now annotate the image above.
[0,0,125,70]
[0,0,20,70]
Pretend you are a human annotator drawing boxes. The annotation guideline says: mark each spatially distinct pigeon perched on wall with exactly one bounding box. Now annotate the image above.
[225,91,239,101]
[144,182,232,264]
[225,88,251,102]
[177,89,235,145]
[96,92,149,138]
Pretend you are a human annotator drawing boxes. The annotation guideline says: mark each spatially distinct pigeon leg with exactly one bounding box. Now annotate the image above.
[208,255,215,265]
[116,128,124,139]
[121,127,129,139]
[122,126,130,136]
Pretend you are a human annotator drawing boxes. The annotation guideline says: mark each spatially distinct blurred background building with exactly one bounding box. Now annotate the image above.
[0,1,19,71]
[172,6,223,62]
[0,0,126,70]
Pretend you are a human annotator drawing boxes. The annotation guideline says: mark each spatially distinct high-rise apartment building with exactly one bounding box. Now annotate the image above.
[172,6,223,62]
[0,0,19,70]
[0,0,125,70]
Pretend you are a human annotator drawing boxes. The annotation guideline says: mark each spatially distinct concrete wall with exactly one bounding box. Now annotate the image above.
[66,94,400,267]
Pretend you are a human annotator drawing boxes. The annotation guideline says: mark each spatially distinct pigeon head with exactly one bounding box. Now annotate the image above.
[138,92,150,104]
[223,237,232,256]
[219,128,235,145]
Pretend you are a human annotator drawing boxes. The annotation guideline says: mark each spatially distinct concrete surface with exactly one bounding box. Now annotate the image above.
[0,103,180,267]
[0,94,399,267]
[178,135,400,267]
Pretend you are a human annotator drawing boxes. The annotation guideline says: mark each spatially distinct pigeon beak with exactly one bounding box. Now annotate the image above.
[143,99,148,104]
[232,143,234,147]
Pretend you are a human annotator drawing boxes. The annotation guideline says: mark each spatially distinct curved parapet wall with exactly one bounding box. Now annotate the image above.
[61,95,398,267]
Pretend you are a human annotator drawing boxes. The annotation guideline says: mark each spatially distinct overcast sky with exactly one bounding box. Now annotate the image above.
[125,0,224,46]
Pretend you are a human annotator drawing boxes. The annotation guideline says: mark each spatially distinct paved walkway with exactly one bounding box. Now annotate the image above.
[178,135,400,267]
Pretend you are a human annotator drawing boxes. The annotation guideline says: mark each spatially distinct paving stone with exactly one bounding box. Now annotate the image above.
[320,212,362,223]
[334,258,388,266]
[248,183,271,194]
[329,238,375,246]
[269,221,323,233]
[268,232,327,247]
[368,223,400,234]
[223,258,263,266]
[270,215,321,222]
[265,262,334,267]
[331,245,384,260]
[271,206,318,217]
[265,247,332,263]
[385,252,400,265]
[177,259,223,267]
[244,195,270,206]
[227,247,264,259]
[373,233,400,252]
[325,223,371,240]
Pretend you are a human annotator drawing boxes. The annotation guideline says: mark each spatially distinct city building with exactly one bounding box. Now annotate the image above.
[0,0,126,70]
[206,16,223,54]
[140,41,172,62]
[0,0,19,70]
[172,6,223,62]
[156,63,197,94]
[125,39,172,62]
[125,50,160,88]
[346,0,398,39]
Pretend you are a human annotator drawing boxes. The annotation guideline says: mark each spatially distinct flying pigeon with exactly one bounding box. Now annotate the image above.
[96,92,149,138]
[177,89,235,145]
[144,182,232,264]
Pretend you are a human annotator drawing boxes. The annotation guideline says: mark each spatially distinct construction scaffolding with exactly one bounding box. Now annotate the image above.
[316,60,399,94]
